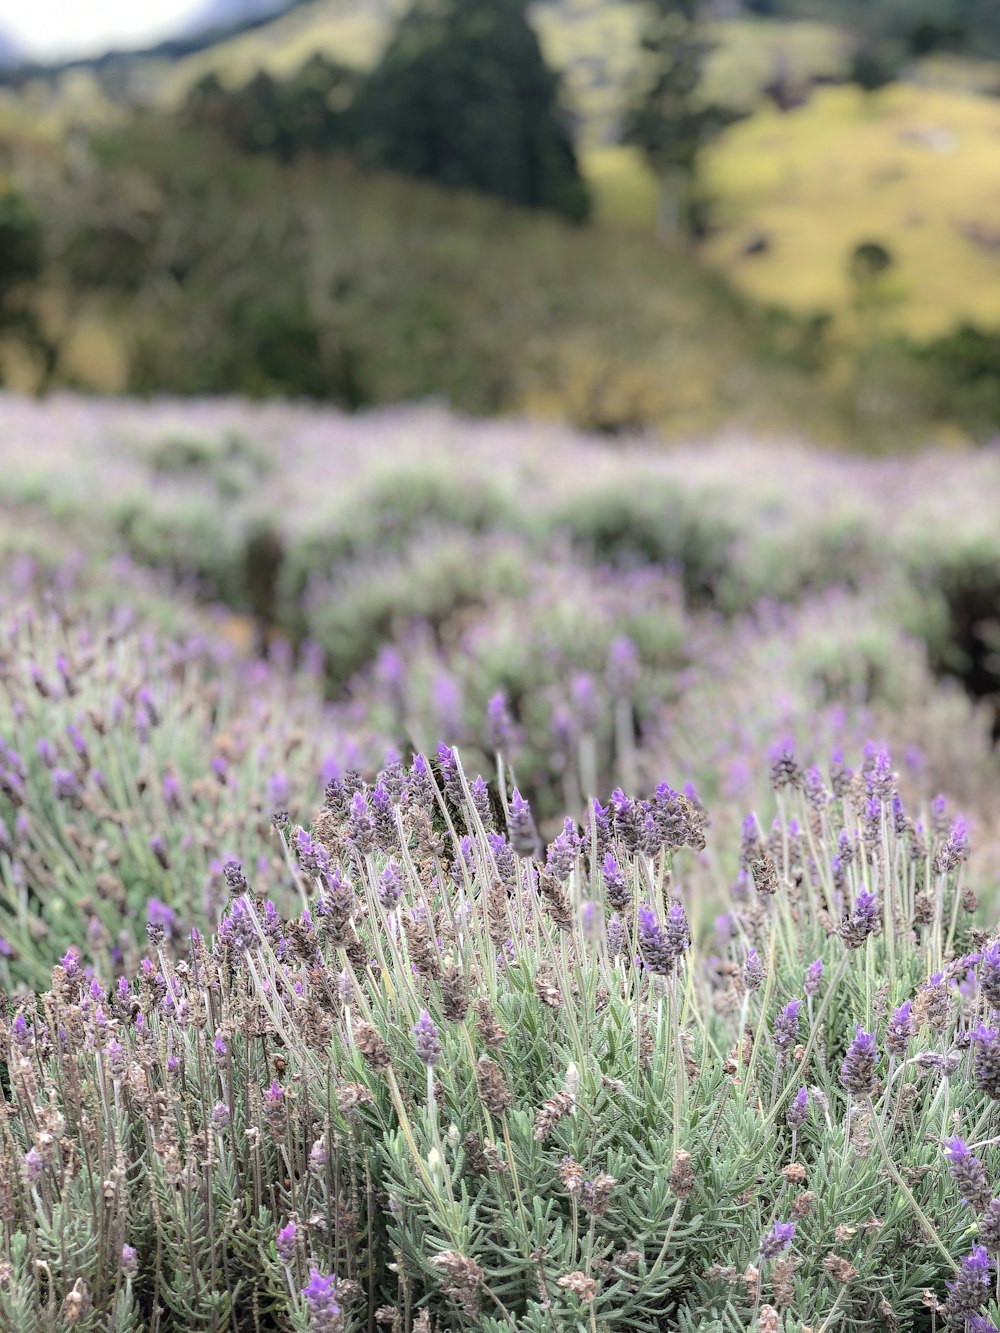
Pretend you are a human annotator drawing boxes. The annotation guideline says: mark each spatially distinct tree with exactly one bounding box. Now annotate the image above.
[623,0,743,237]
[184,57,357,161]
[349,0,589,222]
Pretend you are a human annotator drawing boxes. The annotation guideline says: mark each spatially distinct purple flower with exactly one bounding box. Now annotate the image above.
[412,1009,442,1067]
[760,1220,795,1260]
[973,1024,1000,1101]
[840,1025,878,1095]
[468,775,491,823]
[263,1080,288,1137]
[944,1137,992,1213]
[211,1101,230,1130]
[276,1220,298,1266]
[121,1245,138,1276]
[769,738,803,790]
[36,737,57,767]
[840,890,879,948]
[301,1268,341,1331]
[162,772,182,810]
[346,791,375,855]
[602,852,630,912]
[981,941,1000,1010]
[65,723,88,758]
[866,749,895,802]
[406,753,435,808]
[944,1246,992,1327]
[637,903,686,975]
[773,999,801,1056]
[804,958,824,997]
[743,948,764,992]
[377,861,404,911]
[786,1087,809,1130]
[508,788,539,859]
[147,898,176,936]
[885,1001,914,1058]
[935,817,970,874]
[51,767,78,800]
[11,1013,32,1051]
[22,1147,43,1184]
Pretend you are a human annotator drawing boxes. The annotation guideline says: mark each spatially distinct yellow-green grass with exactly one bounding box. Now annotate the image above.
[700,82,1000,337]
[583,144,658,228]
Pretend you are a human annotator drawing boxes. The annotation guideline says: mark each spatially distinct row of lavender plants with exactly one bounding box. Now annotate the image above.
[1,397,999,704]
[1,740,998,1331]
[2,526,997,990]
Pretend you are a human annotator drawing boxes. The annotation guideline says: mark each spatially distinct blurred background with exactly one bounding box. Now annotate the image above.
[1,0,1000,443]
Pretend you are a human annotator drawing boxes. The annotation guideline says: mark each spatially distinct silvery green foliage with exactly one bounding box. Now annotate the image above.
[0,746,997,1331]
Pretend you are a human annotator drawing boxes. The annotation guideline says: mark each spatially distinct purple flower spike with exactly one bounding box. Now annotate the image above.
[602,852,629,912]
[944,1246,992,1328]
[773,999,801,1056]
[885,1000,914,1058]
[944,1137,992,1213]
[412,1009,442,1067]
[637,902,687,975]
[301,1267,341,1331]
[935,818,970,874]
[276,1220,298,1266]
[508,788,540,858]
[973,1024,1000,1101]
[840,1025,878,1095]
[786,1087,809,1130]
[760,1220,795,1260]
[743,948,764,992]
[840,890,879,949]
[981,941,1000,1010]
[804,958,824,997]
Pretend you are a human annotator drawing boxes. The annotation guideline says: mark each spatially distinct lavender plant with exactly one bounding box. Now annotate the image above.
[0,560,384,988]
[1,745,998,1331]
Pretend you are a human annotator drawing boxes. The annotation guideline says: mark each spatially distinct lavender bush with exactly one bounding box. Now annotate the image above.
[0,546,385,988]
[1,744,998,1330]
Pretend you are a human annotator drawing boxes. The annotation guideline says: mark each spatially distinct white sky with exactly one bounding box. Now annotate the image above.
[0,0,204,59]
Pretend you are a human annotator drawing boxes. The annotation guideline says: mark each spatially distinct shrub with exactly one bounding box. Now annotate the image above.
[0,745,995,1330]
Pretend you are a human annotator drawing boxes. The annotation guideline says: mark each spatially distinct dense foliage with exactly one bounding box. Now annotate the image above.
[350,0,589,222]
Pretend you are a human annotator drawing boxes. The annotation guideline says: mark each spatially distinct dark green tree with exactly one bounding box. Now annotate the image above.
[349,0,589,222]
[623,0,743,237]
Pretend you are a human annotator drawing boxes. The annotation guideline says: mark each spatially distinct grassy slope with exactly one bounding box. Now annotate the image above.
[700,82,1000,337]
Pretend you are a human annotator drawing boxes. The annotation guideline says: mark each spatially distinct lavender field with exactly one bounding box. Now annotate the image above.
[2,392,1000,1331]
